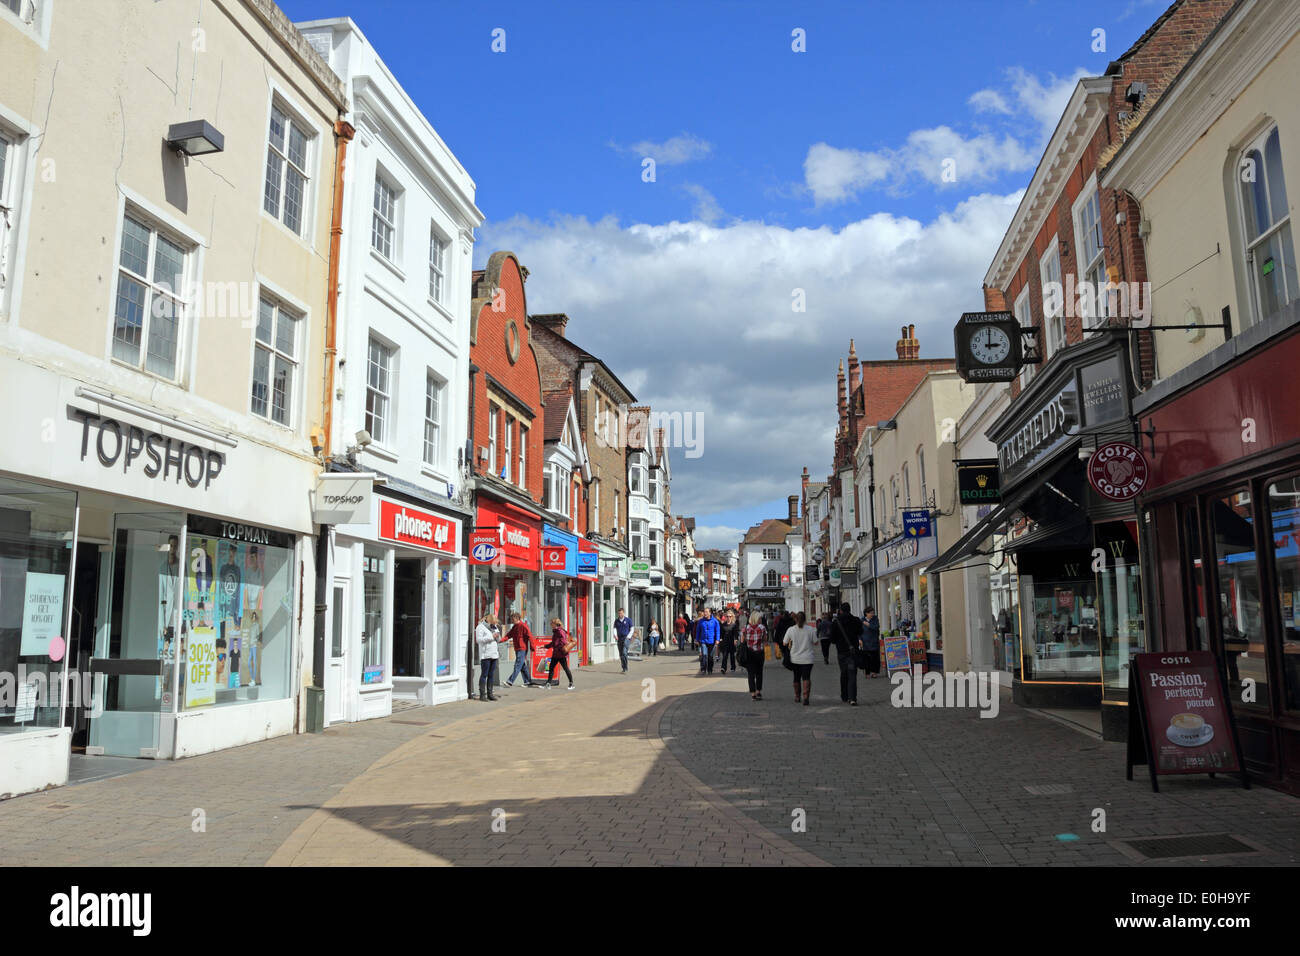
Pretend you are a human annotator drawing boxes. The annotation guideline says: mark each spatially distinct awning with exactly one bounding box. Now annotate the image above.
[927,484,1033,574]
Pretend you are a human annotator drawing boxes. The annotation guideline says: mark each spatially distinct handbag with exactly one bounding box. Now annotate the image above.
[737,642,751,668]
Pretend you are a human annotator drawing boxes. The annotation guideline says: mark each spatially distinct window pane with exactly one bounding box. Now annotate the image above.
[365,388,386,445]
[1267,478,1300,712]
[368,340,389,393]
[269,108,286,150]
[153,233,185,289]
[275,309,297,356]
[119,216,150,275]
[145,300,179,378]
[1255,226,1296,317]
[112,274,146,363]
[287,122,307,170]
[271,355,292,425]
[1210,490,1268,710]
[283,166,304,235]
[1264,129,1289,227]
[1242,148,1271,239]
[263,149,283,219]
[251,346,270,417]
[256,297,274,345]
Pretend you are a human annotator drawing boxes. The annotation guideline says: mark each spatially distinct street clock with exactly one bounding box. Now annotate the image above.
[953,311,1029,383]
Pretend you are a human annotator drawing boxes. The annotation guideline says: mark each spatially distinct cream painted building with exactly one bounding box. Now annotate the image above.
[0,0,347,797]
[866,370,974,663]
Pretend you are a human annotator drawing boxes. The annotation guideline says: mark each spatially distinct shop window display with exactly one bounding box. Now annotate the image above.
[0,478,76,732]
[360,550,385,686]
[1267,476,1300,713]
[1018,551,1101,682]
[436,569,453,677]
[1096,521,1145,696]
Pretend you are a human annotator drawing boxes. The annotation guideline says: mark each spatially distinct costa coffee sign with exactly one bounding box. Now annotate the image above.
[379,500,458,555]
[1088,442,1149,501]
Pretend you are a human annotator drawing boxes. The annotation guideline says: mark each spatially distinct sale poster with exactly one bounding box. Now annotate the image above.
[186,629,217,708]
[20,571,65,656]
[185,538,217,708]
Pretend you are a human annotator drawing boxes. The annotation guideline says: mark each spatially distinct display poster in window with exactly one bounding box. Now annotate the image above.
[1127,651,1246,792]
[882,635,911,676]
[20,571,65,657]
[184,537,218,709]
[1056,589,1075,611]
[15,679,39,723]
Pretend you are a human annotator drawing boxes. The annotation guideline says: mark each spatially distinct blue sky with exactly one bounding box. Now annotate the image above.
[280,0,1171,548]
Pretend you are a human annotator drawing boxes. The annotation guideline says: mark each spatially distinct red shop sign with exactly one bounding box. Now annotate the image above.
[475,500,541,570]
[1087,441,1149,501]
[543,546,568,571]
[469,531,501,565]
[379,499,458,555]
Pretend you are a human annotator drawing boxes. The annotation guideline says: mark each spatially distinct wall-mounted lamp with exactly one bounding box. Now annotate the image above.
[877,420,897,431]
[1059,238,1070,258]
[166,120,225,156]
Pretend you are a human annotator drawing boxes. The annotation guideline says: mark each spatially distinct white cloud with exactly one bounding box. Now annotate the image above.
[680,183,725,225]
[612,133,713,165]
[693,525,745,550]
[479,190,1021,515]
[968,88,1012,115]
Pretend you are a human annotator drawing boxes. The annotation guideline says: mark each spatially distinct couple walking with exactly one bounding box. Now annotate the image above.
[780,604,881,706]
[693,607,742,675]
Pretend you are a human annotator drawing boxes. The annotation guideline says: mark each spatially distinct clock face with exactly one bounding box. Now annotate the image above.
[969,326,1011,364]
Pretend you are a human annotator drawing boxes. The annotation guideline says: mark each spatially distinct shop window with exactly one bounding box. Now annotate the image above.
[1181,504,1210,652]
[251,294,300,427]
[180,525,295,709]
[436,566,453,677]
[1096,521,1145,696]
[0,478,76,733]
[263,102,312,237]
[392,557,423,678]
[1238,126,1297,323]
[361,550,385,685]
[1018,550,1101,682]
[1209,489,1268,710]
[366,337,394,445]
[1266,477,1300,712]
[113,211,190,381]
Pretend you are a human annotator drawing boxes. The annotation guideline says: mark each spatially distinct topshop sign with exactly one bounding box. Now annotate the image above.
[74,408,224,490]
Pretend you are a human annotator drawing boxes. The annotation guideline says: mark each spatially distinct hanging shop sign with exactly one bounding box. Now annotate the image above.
[953,311,1024,383]
[839,568,858,589]
[630,560,651,583]
[576,546,599,577]
[811,546,826,563]
[902,510,932,538]
[676,577,692,592]
[1087,441,1149,501]
[1127,651,1246,792]
[475,501,542,570]
[957,460,1001,505]
[379,499,458,555]
[996,382,1079,488]
[469,532,501,565]
[312,473,374,524]
[1078,354,1129,428]
[543,546,568,571]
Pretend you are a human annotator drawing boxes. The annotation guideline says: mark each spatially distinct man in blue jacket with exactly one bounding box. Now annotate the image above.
[694,608,720,674]
[614,608,633,673]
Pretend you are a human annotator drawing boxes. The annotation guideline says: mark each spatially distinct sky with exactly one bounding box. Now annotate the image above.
[280,0,1172,550]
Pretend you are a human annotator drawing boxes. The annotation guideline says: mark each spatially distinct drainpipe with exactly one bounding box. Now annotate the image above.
[309,117,355,733]
[466,362,480,702]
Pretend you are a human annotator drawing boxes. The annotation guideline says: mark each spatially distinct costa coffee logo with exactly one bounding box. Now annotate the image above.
[1088,442,1149,501]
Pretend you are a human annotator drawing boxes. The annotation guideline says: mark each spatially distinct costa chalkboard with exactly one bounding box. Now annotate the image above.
[1126,651,1248,792]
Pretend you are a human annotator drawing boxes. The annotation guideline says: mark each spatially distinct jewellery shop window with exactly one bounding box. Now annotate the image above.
[1017,549,1101,682]
[1209,489,1268,712]
[181,526,294,710]
[1096,521,1145,699]
[0,478,76,732]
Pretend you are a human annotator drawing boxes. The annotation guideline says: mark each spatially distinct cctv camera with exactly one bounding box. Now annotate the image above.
[355,430,372,448]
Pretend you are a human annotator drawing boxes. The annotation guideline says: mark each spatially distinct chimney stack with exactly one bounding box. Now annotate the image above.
[896,324,920,361]
[801,465,810,498]
[983,286,1008,312]
[530,312,568,337]
[836,359,847,432]
[788,495,799,524]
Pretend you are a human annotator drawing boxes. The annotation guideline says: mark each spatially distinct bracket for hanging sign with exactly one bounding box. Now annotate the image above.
[1020,326,1043,365]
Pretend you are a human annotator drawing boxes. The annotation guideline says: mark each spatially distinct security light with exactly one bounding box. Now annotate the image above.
[355,430,373,448]
[166,120,225,156]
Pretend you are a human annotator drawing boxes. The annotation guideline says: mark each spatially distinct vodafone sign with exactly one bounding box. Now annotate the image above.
[543,546,567,571]
[379,500,458,555]
[1088,442,1149,501]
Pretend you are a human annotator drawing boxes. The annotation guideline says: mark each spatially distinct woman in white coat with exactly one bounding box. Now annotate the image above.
[475,613,505,701]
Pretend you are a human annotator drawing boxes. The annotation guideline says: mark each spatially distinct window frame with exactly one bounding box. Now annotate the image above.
[262,98,314,239]
[1039,236,1065,357]
[250,291,302,428]
[488,403,500,476]
[1071,179,1107,332]
[1015,286,1035,389]
[428,226,449,305]
[110,207,193,384]
[517,423,527,489]
[371,170,401,263]
[1236,124,1297,325]
[365,335,395,446]
[423,371,444,468]
[504,417,513,483]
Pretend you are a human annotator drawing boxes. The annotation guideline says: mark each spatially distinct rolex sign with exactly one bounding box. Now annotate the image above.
[957,460,1001,505]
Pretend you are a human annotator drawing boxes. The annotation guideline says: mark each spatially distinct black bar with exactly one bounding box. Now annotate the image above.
[89,657,164,677]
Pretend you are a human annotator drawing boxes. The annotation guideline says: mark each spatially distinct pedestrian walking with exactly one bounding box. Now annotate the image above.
[503,611,539,687]
[648,619,662,655]
[546,617,575,690]
[742,612,767,700]
[832,602,863,705]
[614,608,633,673]
[686,613,696,650]
[862,606,882,677]
[694,607,720,674]
[782,611,817,705]
[772,608,793,661]
[717,609,739,673]
[475,612,506,701]
[674,613,688,650]
[817,611,833,664]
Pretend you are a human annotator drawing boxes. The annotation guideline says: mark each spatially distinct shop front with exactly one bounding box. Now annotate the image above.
[328,491,466,723]
[472,497,543,682]
[543,524,589,667]
[983,334,1146,736]
[592,544,628,664]
[629,559,652,637]
[0,370,316,797]
[872,532,941,667]
[1136,311,1300,792]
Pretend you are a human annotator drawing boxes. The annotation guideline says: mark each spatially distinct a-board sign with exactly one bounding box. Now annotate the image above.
[883,636,911,675]
[1126,651,1247,792]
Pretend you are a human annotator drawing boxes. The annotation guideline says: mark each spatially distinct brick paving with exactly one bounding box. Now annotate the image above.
[2,649,1296,866]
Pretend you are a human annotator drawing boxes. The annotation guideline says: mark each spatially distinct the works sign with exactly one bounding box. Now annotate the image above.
[997,383,1078,488]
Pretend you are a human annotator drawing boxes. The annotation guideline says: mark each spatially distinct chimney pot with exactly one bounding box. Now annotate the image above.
[788,495,799,524]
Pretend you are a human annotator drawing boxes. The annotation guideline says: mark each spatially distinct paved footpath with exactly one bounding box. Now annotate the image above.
[2,651,1297,866]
